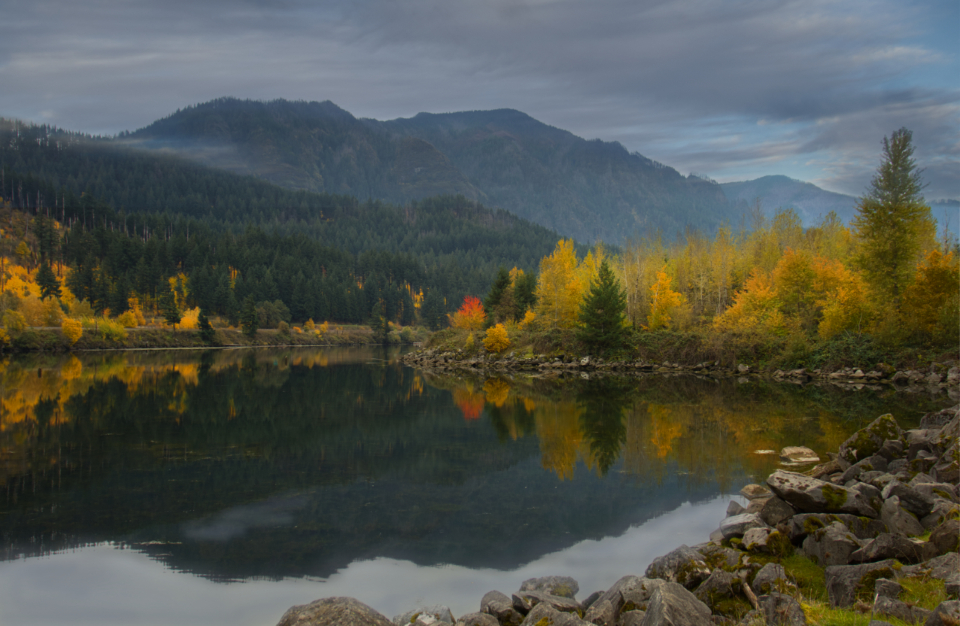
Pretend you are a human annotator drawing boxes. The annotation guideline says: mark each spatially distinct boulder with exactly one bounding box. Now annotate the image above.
[925,601,960,626]
[752,563,797,596]
[766,470,878,517]
[840,455,889,484]
[850,533,937,564]
[740,484,772,500]
[726,501,746,517]
[872,597,931,624]
[801,521,863,566]
[780,446,820,464]
[880,496,925,536]
[912,482,959,503]
[394,606,455,625]
[825,560,898,607]
[930,519,960,554]
[644,545,711,589]
[838,414,904,463]
[455,614,498,626]
[583,576,664,626]
[876,439,905,462]
[881,481,935,518]
[719,514,768,539]
[759,497,796,527]
[921,499,960,530]
[619,610,646,626]
[639,582,712,626]
[848,482,884,513]
[873,578,902,599]
[899,552,960,582]
[480,591,522,626]
[785,513,885,542]
[513,590,581,615]
[946,575,960,599]
[757,593,807,626]
[693,570,738,610]
[519,576,580,600]
[518,603,589,626]
[276,597,394,626]
[696,543,742,570]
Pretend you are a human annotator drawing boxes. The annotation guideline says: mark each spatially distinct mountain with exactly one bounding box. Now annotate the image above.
[720,175,858,226]
[128,98,739,244]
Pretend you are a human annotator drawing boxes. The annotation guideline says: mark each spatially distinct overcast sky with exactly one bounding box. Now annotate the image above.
[1,0,957,199]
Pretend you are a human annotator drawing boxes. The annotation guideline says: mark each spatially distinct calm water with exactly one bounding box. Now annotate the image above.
[0,347,951,626]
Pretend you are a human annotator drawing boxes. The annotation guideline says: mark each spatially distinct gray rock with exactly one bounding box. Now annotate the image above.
[921,498,960,530]
[619,610,646,626]
[780,446,820,464]
[758,593,807,626]
[913,482,960,503]
[921,407,959,430]
[581,591,602,611]
[740,484,772,500]
[873,578,902,599]
[726,501,746,517]
[742,527,776,553]
[520,576,580,599]
[584,577,664,626]
[518,603,589,626]
[838,414,904,463]
[277,597,394,626]
[759,497,796,527]
[785,513,885,542]
[801,521,863,566]
[481,591,522,626]
[930,519,960,554]
[694,570,738,610]
[766,470,878,517]
[513,590,581,615]
[455,614,498,626]
[925,600,960,626]
[876,439,905,462]
[899,552,960,581]
[720,514,768,539]
[873,596,931,624]
[881,481,935,517]
[745,497,769,514]
[644,545,711,589]
[867,472,900,491]
[840,455,888,483]
[696,543,742,570]
[752,563,796,596]
[394,605,455,625]
[825,560,898,607]
[849,482,884,512]
[946,575,960,599]
[639,582,712,626]
[850,533,937,564]
[880,496,925,536]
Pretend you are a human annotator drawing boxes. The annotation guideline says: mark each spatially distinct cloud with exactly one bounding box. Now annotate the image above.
[0,0,956,198]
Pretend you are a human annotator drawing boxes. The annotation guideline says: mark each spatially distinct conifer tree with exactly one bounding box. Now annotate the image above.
[853,128,934,309]
[160,289,181,328]
[577,259,628,354]
[240,295,259,336]
[198,308,216,344]
[37,261,61,300]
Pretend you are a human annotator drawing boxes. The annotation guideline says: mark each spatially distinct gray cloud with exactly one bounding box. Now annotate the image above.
[1,0,956,198]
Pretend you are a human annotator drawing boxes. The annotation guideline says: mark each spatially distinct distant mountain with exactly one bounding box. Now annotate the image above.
[720,175,858,226]
[722,175,959,235]
[128,98,739,244]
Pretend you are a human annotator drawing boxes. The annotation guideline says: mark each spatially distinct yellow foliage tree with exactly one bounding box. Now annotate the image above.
[519,309,536,329]
[61,318,83,345]
[770,248,816,332]
[483,323,511,353]
[127,296,146,326]
[900,250,960,340]
[535,239,583,329]
[647,266,684,330]
[813,258,871,339]
[713,270,785,334]
[179,307,200,330]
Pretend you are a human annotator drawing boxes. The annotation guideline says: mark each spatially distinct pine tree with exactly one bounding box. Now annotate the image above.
[577,259,628,354]
[37,261,61,300]
[370,300,389,343]
[160,289,181,328]
[198,308,216,344]
[853,128,935,308]
[240,295,259,336]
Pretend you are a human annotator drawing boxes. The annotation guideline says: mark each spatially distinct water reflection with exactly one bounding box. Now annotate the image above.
[0,347,949,589]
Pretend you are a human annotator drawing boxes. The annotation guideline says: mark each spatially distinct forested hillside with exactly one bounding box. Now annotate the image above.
[0,118,569,329]
[125,98,739,244]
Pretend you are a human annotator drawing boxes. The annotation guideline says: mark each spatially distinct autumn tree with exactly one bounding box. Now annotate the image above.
[900,250,960,342]
[853,128,935,310]
[483,323,511,353]
[536,240,582,329]
[647,265,685,330]
[449,295,486,330]
[577,259,628,354]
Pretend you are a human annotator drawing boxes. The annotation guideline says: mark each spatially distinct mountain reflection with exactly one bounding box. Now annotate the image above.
[0,348,946,581]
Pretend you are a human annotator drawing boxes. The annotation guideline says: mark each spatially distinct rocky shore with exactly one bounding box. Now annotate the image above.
[401,350,960,396]
[273,404,959,626]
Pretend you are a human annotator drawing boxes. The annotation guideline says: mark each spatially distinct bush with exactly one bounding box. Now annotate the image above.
[61,318,83,345]
[3,310,27,332]
[117,310,139,328]
[483,324,511,353]
[277,320,290,336]
[400,327,416,343]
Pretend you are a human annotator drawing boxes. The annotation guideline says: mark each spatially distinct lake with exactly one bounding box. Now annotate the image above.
[0,347,951,626]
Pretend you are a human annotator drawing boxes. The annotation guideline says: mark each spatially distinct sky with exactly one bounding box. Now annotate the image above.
[1,0,957,200]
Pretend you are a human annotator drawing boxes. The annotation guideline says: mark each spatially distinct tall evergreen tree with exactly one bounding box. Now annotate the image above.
[853,128,934,308]
[240,295,259,336]
[37,261,61,300]
[576,259,628,355]
[370,300,389,343]
[160,288,181,328]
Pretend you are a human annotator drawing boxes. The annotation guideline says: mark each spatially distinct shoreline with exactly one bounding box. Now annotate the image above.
[275,405,960,626]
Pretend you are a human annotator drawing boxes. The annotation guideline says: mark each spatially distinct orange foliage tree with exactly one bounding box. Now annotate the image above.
[449,296,486,330]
